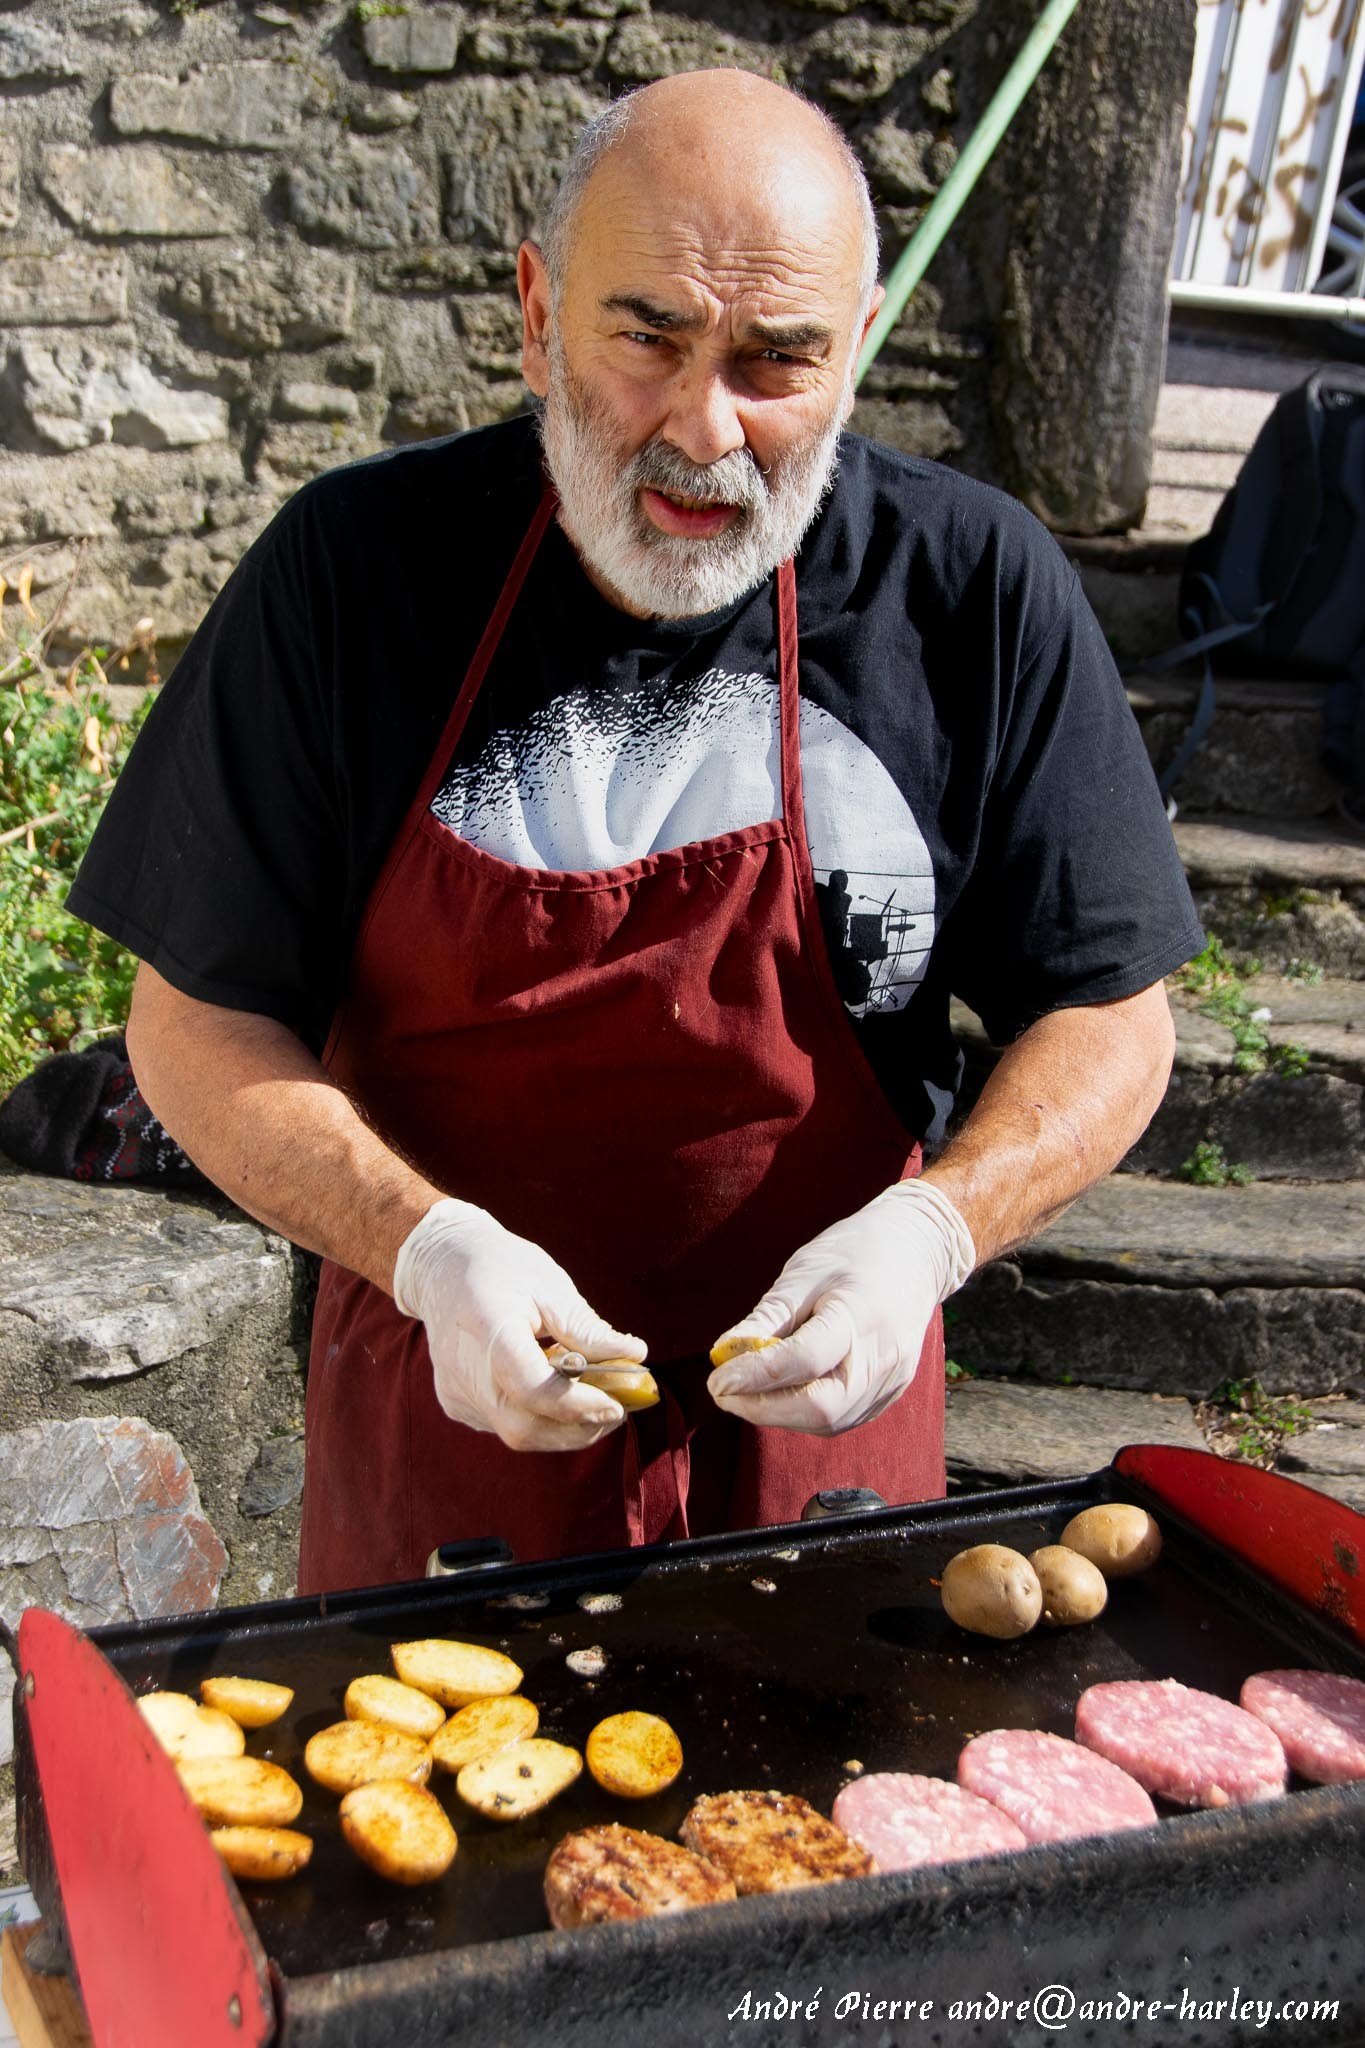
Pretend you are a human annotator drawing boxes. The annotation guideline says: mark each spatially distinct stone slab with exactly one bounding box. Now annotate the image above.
[1022,1175,1365,1289]
[287,141,438,250]
[1150,446,1244,492]
[951,1262,1365,1399]
[361,8,461,73]
[945,1378,1205,1488]
[0,20,83,81]
[1277,1399,1365,1480]
[0,141,17,236]
[0,1415,225,1615]
[109,65,309,149]
[1153,380,1276,456]
[0,251,128,327]
[1174,816,1365,894]
[171,248,354,354]
[0,1166,290,1383]
[440,78,606,249]
[39,145,233,238]
[4,341,230,454]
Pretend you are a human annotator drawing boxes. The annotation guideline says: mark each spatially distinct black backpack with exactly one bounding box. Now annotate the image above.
[1152,365,1365,814]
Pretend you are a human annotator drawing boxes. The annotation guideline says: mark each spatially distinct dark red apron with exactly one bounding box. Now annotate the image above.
[299,486,944,1593]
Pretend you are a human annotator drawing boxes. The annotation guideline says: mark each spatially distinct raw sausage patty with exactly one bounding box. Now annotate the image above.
[1240,1669,1365,1785]
[957,1728,1156,1843]
[1076,1679,1287,1807]
[679,1790,872,1894]
[833,1772,1027,1870]
[544,1825,736,1926]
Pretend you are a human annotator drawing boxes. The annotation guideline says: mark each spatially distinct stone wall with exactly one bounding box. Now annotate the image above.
[0,0,1195,660]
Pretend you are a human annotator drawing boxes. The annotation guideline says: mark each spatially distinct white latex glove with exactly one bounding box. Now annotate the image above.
[393,1198,647,1452]
[707,1180,975,1435]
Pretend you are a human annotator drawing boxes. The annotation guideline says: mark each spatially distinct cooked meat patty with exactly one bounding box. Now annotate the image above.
[544,1824,736,1927]
[679,1789,873,1894]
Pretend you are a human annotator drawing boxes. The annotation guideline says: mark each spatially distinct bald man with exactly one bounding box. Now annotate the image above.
[70,73,1202,1591]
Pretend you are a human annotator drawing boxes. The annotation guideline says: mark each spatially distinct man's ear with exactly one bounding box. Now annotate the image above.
[843,282,885,418]
[518,240,552,399]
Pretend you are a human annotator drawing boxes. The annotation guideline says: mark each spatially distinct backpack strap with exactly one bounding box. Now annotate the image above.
[1127,575,1273,799]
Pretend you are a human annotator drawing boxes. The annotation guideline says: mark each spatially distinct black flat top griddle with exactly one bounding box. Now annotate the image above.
[73,1462,1365,1985]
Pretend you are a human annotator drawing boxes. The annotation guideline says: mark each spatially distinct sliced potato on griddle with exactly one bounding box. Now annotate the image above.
[340,1780,458,1885]
[346,1673,446,1741]
[211,1826,313,1883]
[140,1690,245,1762]
[198,1676,294,1728]
[390,1637,522,1709]
[586,1711,683,1799]
[178,1756,303,1828]
[304,1719,432,1795]
[429,1694,539,1775]
[456,1737,582,1821]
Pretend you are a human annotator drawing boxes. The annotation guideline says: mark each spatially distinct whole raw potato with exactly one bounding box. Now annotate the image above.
[940,1545,1043,1639]
[1028,1545,1109,1628]
[1060,1504,1162,1579]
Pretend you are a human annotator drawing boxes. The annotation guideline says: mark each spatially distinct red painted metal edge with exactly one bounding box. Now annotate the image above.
[17,1608,275,2048]
[1114,1444,1365,1646]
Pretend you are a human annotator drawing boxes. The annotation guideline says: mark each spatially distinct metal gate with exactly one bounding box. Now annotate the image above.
[1173,0,1365,299]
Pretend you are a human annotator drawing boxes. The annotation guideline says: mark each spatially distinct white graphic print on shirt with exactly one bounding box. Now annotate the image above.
[430,668,936,1019]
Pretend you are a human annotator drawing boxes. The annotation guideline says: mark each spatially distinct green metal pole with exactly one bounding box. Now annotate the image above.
[855,0,1085,385]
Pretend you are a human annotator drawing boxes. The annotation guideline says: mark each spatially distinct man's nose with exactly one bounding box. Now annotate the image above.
[660,366,747,468]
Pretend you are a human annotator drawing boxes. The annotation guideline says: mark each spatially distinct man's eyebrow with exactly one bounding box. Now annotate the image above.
[599,293,706,333]
[742,318,835,355]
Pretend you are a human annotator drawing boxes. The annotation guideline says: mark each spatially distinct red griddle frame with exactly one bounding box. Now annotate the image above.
[1116,1444,1365,1647]
[16,1607,275,2048]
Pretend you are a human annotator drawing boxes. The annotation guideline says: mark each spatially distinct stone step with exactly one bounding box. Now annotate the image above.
[1175,814,1365,978]
[947,1174,1365,1400]
[1126,675,1338,821]
[944,1377,1365,1516]
[953,971,1365,1182]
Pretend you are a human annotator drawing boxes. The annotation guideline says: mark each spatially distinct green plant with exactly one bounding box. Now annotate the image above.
[0,553,155,1093]
[1213,1377,1314,1467]
[1283,958,1323,985]
[1270,1041,1311,1078]
[1177,1141,1253,1188]
[355,1,407,20]
[944,1358,974,1382]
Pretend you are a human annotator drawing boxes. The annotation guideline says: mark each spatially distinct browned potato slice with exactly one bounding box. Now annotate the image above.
[178,1756,303,1827]
[340,1781,458,1886]
[211,1827,313,1882]
[140,1691,246,1762]
[198,1676,294,1728]
[346,1674,446,1741]
[429,1695,539,1775]
[390,1638,522,1709]
[456,1738,582,1821]
[708,1334,777,1368]
[585,1712,683,1799]
[304,1719,432,1795]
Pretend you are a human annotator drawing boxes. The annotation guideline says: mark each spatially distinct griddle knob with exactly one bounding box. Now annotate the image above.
[425,1537,517,1577]
[800,1488,888,1521]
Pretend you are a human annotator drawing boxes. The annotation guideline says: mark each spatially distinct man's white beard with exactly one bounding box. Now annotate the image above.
[538,334,844,620]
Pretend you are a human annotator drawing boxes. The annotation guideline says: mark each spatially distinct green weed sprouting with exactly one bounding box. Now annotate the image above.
[0,553,155,1094]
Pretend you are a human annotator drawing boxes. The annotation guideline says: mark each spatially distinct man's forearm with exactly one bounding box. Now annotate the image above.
[126,963,440,1293]
[921,981,1176,1268]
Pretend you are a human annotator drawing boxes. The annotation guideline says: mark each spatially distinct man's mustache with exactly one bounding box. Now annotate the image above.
[625,439,769,516]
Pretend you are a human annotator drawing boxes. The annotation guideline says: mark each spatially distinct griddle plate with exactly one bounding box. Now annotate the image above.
[83,1472,1365,1985]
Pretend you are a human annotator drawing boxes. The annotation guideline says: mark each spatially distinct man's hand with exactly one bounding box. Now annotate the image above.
[707,1181,974,1434]
[394,1198,646,1452]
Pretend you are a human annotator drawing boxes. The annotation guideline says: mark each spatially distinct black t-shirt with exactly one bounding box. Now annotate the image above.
[70,414,1202,1145]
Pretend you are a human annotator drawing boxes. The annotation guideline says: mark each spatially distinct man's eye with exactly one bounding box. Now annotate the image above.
[760,349,803,366]
[623,330,662,346]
